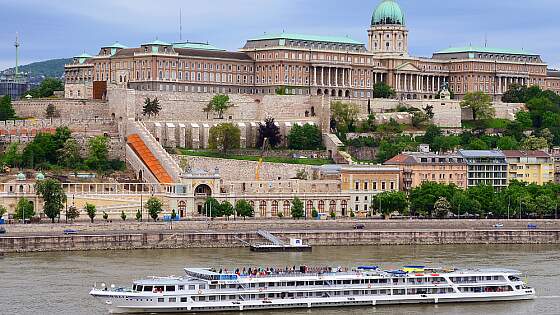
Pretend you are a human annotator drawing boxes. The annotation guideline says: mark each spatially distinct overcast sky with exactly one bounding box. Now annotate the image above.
[1,0,559,70]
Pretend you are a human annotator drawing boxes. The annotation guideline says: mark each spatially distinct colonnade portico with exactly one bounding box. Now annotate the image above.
[312,65,387,96]
[394,72,448,97]
[496,75,530,94]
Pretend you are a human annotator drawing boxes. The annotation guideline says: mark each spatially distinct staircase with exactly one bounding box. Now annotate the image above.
[127,134,173,183]
[256,230,286,245]
[125,120,182,183]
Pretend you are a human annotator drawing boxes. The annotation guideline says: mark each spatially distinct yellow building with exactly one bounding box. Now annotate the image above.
[339,165,400,215]
[503,150,554,185]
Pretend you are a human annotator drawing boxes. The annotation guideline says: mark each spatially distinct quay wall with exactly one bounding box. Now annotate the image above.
[2,228,560,253]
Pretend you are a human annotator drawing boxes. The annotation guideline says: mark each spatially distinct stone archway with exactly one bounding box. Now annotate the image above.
[194,184,212,215]
[331,90,336,97]
[178,200,187,218]
[345,90,350,98]
[317,89,323,96]
[338,90,343,97]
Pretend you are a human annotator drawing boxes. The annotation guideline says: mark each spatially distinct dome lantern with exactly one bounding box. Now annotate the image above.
[372,0,405,26]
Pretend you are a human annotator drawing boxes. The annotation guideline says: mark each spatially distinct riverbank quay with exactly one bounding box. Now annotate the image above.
[3,219,560,235]
[1,226,560,253]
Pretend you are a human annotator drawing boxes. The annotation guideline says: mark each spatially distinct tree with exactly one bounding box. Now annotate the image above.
[423,105,435,119]
[85,136,109,170]
[235,200,254,219]
[26,78,64,98]
[45,103,60,118]
[135,209,142,222]
[146,197,163,221]
[451,190,481,217]
[371,191,409,218]
[534,194,555,218]
[0,205,6,219]
[142,97,162,117]
[411,111,430,128]
[36,178,66,223]
[121,210,127,221]
[409,182,457,217]
[461,92,495,121]
[208,123,240,154]
[331,101,359,133]
[66,206,80,222]
[257,116,282,148]
[515,111,533,130]
[311,208,319,219]
[2,143,22,167]
[539,128,554,146]
[496,136,519,150]
[423,125,442,145]
[220,201,235,219]
[433,197,452,218]
[287,123,322,150]
[85,203,96,223]
[102,211,109,221]
[0,95,16,120]
[466,138,490,150]
[58,138,81,168]
[373,82,396,99]
[204,94,232,119]
[521,136,549,151]
[14,197,35,220]
[501,83,528,103]
[203,197,222,217]
[290,197,304,219]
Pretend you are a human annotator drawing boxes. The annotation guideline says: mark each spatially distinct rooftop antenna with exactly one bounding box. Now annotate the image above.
[484,33,488,47]
[179,8,183,41]
[14,32,20,82]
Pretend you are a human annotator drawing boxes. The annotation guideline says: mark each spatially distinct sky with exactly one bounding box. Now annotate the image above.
[0,0,559,70]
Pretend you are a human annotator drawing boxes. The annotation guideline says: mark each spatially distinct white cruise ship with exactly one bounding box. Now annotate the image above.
[90,265,535,313]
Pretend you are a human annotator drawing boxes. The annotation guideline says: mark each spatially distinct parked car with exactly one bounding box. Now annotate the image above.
[528,224,538,230]
[354,224,365,230]
[63,229,79,235]
[493,223,504,228]
[0,227,6,234]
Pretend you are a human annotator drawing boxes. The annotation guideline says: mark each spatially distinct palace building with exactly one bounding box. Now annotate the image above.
[64,0,560,101]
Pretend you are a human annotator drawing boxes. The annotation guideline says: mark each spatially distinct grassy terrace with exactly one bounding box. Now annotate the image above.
[462,118,511,129]
[178,149,333,166]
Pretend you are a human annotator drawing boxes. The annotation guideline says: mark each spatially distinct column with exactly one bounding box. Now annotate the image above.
[335,68,338,87]
[380,73,384,83]
[321,67,324,86]
[431,76,435,92]
[342,68,345,87]
[328,67,331,86]
[314,67,317,86]
[416,75,420,92]
[437,76,441,91]
[498,76,502,94]
[349,69,352,87]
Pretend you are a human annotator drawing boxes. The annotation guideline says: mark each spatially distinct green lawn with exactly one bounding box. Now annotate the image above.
[462,118,511,129]
[178,149,333,166]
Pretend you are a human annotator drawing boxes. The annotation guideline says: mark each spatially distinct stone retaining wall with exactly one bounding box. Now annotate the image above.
[13,99,110,119]
[2,229,559,253]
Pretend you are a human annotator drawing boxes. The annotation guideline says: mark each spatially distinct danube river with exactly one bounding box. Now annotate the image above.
[2,244,560,315]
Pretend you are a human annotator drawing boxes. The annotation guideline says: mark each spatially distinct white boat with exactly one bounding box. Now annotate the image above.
[90,265,535,314]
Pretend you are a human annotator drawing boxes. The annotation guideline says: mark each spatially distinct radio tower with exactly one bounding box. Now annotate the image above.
[14,32,20,83]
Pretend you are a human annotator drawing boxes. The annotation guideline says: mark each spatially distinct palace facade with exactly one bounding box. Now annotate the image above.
[64,0,560,102]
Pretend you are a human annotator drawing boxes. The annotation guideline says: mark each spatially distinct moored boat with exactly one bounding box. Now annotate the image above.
[90,265,535,313]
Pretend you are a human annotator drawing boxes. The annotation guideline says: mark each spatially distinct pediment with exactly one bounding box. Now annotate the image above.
[396,62,421,72]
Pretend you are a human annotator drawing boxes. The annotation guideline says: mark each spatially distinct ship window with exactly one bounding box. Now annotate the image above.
[189,285,195,290]
[169,298,176,302]
[209,296,216,301]
[166,285,176,292]
[181,297,188,302]
[258,283,266,288]
[143,286,153,292]
[158,298,164,303]
[154,286,164,292]
[199,296,206,301]
[178,285,184,290]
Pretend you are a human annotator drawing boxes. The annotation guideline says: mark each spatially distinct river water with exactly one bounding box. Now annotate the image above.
[1,244,560,315]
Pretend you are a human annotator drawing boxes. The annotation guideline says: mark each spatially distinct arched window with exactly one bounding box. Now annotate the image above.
[329,200,337,213]
[271,201,279,217]
[283,200,291,216]
[259,201,267,217]
[318,200,325,212]
[306,200,314,217]
[341,200,348,217]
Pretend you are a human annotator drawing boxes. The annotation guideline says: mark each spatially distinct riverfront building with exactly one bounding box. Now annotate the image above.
[384,152,467,191]
[64,0,560,101]
[503,150,554,185]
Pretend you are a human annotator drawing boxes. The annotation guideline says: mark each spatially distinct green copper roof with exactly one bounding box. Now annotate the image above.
[16,172,26,181]
[103,42,127,49]
[435,46,537,56]
[372,0,405,26]
[172,42,225,51]
[249,32,363,45]
[142,39,171,46]
[74,53,93,59]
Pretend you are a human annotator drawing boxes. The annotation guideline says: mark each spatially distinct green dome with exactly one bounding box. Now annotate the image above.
[35,172,45,180]
[16,172,26,181]
[372,0,405,26]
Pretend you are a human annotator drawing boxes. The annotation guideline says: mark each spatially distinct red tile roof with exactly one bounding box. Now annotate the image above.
[502,150,550,158]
